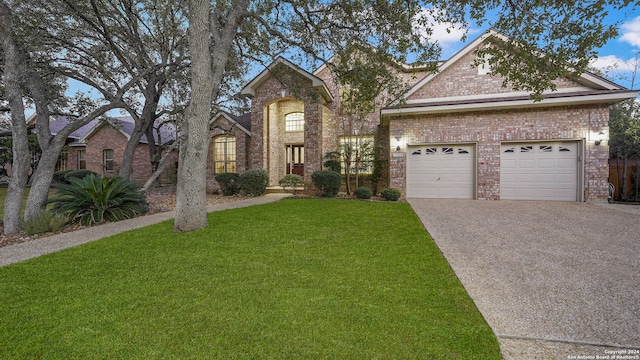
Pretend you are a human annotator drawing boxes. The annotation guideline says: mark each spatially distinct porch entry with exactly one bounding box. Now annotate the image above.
[286,145,304,176]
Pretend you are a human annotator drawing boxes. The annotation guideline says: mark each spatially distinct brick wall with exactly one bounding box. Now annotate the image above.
[408,45,582,100]
[249,72,330,188]
[206,116,250,192]
[84,125,178,185]
[388,105,610,201]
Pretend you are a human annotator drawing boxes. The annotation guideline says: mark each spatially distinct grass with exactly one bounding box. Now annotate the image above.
[0,199,502,359]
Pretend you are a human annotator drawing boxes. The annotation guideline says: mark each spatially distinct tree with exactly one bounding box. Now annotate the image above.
[1,0,129,233]
[610,99,640,200]
[175,0,632,231]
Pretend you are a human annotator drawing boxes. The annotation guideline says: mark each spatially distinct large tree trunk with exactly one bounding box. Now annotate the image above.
[174,0,214,232]
[174,0,247,231]
[0,0,30,234]
[23,139,66,220]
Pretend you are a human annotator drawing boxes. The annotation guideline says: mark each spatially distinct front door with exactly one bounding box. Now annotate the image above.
[286,145,304,176]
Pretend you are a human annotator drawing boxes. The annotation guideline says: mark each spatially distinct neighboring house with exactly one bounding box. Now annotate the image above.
[235,29,637,201]
[44,116,177,183]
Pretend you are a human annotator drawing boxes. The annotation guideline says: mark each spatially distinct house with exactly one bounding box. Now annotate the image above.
[230,29,637,201]
[45,116,177,183]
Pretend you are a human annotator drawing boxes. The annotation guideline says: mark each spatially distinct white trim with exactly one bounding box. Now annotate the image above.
[404,87,595,105]
[382,91,639,117]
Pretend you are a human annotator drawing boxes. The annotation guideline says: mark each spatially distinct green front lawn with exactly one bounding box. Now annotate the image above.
[0,199,501,359]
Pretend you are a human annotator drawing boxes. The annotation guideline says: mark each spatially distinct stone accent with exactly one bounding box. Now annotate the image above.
[249,72,333,189]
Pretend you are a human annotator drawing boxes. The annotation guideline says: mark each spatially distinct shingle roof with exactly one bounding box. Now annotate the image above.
[48,115,177,145]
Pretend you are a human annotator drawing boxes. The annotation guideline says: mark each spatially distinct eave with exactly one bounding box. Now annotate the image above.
[381,90,639,125]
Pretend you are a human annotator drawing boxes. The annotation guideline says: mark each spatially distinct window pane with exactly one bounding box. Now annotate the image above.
[213,135,236,174]
[285,112,304,132]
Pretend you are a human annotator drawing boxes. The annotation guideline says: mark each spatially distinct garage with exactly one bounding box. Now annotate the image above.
[406,144,475,199]
[500,141,579,201]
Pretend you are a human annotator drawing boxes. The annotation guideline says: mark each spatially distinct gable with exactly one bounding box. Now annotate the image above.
[241,57,333,103]
[407,44,589,102]
[382,29,638,119]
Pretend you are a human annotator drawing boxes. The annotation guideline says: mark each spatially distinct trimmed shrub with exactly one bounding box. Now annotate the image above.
[240,169,269,196]
[311,170,341,197]
[215,173,241,196]
[48,174,148,226]
[380,187,402,201]
[22,210,66,236]
[354,186,372,199]
[279,174,304,194]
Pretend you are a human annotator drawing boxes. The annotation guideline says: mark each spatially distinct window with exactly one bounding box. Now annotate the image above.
[56,151,68,171]
[339,135,374,174]
[425,147,437,155]
[285,112,304,132]
[103,149,114,172]
[442,147,454,155]
[77,150,86,169]
[340,85,375,115]
[540,145,553,153]
[213,135,236,174]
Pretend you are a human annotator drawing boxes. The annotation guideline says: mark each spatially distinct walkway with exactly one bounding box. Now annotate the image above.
[0,194,290,267]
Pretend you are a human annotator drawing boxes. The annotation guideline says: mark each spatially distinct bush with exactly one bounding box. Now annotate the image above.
[64,169,98,182]
[354,186,372,199]
[240,169,269,196]
[22,210,66,236]
[279,174,304,194]
[323,151,341,173]
[311,170,341,197]
[48,174,148,226]
[380,187,402,201]
[52,170,73,184]
[214,173,241,196]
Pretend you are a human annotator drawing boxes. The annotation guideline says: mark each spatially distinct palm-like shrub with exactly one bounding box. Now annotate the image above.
[48,174,148,226]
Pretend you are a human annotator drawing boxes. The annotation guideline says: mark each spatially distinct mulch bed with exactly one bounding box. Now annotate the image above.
[0,185,248,249]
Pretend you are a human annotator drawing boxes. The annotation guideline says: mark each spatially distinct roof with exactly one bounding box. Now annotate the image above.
[382,29,638,120]
[210,111,251,136]
[46,115,176,145]
[241,57,334,103]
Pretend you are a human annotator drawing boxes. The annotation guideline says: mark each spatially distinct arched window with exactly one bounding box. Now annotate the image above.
[213,135,236,174]
[285,112,304,132]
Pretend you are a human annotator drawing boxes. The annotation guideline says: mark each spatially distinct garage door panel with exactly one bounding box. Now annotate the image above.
[407,144,475,199]
[500,142,578,201]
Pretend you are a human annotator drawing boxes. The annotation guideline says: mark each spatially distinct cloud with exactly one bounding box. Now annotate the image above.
[620,16,640,48]
[414,8,481,59]
[590,54,640,74]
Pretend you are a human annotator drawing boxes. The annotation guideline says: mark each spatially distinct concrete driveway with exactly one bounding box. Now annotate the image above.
[408,199,640,359]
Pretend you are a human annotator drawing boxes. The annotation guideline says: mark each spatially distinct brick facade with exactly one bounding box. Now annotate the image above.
[249,72,333,188]
[388,105,610,201]
[206,115,250,192]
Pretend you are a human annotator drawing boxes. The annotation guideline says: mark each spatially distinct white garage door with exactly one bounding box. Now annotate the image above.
[406,144,475,199]
[500,142,578,201]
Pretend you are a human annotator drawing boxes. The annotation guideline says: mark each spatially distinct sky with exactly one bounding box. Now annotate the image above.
[64,2,640,118]
[433,4,640,90]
